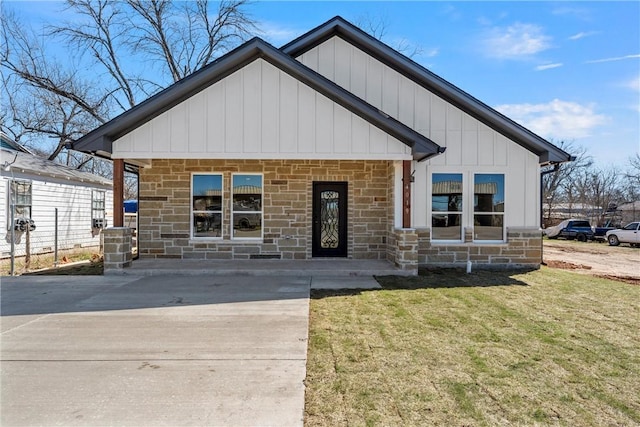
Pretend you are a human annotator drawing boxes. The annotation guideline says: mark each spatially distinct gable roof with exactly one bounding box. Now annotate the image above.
[281,16,574,165]
[71,37,442,162]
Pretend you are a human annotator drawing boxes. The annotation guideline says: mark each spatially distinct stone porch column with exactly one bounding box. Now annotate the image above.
[103,227,132,273]
[394,228,418,275]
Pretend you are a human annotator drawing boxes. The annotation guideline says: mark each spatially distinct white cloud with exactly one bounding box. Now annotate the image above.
[440,4,462,21]
[424,47,440,58]
[568,31,599,41]
[257,21,303,46]
[495,99,607,139]
[625,77,640,112]
[481,23,552,59]
[535,63,563,71]
[552,7,592,21]
[586,54,640,64]
[626,76,640,92]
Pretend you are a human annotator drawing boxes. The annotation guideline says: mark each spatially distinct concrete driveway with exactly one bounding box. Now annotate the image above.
[1,275,310,426]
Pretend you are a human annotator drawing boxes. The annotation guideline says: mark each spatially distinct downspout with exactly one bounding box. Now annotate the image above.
[402,160,412,228]
[539,163,559,266]
[540,163,560,229]
[113,159,124,227]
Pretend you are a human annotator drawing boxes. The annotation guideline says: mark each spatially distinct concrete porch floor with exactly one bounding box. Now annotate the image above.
[112,257,414,278]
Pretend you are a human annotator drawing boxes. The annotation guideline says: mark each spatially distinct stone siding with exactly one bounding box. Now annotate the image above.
[103,227,132,272]
[138,159,393,260]
[389,228,418,274]
[417,227,542,269]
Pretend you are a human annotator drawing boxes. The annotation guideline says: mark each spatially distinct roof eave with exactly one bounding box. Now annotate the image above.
[413,144,446,162]
[540,150,577,166]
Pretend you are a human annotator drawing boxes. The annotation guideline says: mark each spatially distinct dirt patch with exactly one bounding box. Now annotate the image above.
[543,239,639,284]
[19,260,103,276]
[545,260,592,270]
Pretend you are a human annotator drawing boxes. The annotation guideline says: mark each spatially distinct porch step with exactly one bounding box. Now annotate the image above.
[110,258,414,277]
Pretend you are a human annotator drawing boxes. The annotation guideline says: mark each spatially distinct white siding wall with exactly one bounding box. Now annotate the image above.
[298,37,541,228]
[0,177,113,258]
[113,59,412,160]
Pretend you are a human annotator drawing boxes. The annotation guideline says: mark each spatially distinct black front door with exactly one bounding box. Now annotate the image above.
[312,182,348,257]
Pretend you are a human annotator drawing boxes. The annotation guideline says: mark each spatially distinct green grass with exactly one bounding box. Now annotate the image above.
[305,268,640,426]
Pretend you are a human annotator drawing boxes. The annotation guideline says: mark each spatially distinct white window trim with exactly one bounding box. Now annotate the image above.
[473,173,506,243]
[91,190,106,217]
[7,179,33,229]
[428,171,507,244]
[429,172,464,243]
[231,173,264,241]
[191,172,224,240]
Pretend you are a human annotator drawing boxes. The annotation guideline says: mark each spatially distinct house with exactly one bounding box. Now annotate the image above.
[71,16,572,273]
[1,132,113,262]
[616,201,640,225]
[541,203,605,228]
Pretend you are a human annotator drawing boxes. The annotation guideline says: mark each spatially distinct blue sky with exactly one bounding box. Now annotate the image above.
[252,1,639,168]
[7,1,639,168]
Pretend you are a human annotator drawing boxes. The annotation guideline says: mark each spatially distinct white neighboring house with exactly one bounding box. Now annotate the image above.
[0,132,113,259]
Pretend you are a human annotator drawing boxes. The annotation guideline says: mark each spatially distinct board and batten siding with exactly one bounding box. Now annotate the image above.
[0,178,113,258]
[297,36,541,228]
[113,58,412,161]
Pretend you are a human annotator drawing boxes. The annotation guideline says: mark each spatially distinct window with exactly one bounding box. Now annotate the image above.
[430,173,506,242]
[192,174,223,238]
[8,180,32,229]
[232,174,263,239]
[474,174,505,241]
[431,173,463,241]
[92,190,106,228]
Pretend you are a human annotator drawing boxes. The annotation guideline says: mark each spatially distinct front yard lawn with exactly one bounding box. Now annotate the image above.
[305,267,639,426]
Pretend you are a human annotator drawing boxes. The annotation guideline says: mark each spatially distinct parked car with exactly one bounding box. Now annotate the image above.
[544,219,594,242]
[592,220,619,242]
[606,222,640,247]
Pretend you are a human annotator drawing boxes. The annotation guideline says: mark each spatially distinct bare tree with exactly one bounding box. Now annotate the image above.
[541,141,592,226]
[571,167,620,225]
[624,153,640,195]
[1,9,110,156]
[613,154,640,222]
[1,0,256,166]
[354,13,424,58]
[124,0,256,82]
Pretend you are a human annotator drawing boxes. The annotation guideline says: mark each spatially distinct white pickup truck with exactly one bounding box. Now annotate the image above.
[606,222,640,247]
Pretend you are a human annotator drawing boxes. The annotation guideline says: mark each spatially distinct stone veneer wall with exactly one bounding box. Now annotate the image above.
[417,227,542,269]
[390,228,418,274]
[103,227,132,272]
[138,159,393,260]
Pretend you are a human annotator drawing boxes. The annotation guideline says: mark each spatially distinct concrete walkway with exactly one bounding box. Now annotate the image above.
[1,274,317,426]
[113,258,413,279]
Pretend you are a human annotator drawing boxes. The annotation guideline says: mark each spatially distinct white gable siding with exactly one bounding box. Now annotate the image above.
[1,177,113,259]
[297,37,541,227]
[113,59,412,161]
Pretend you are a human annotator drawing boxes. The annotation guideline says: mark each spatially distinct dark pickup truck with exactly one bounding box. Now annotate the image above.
[592,221,618,242]
[545,219,594,242]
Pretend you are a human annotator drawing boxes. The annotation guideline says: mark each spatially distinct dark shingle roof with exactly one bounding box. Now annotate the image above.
[1,147,111,188]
